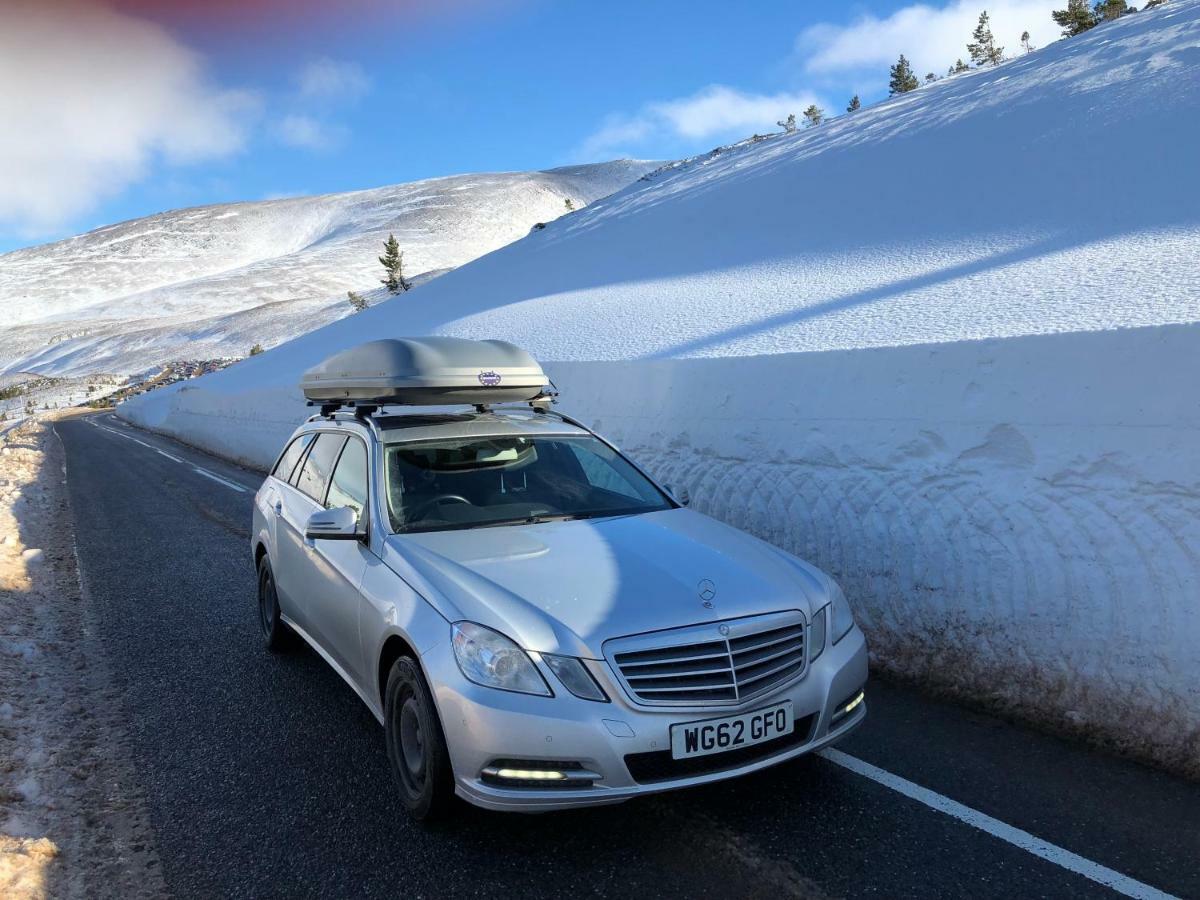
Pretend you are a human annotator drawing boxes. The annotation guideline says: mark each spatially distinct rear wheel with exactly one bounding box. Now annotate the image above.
[256,555,293,652]
[385,657,454,820]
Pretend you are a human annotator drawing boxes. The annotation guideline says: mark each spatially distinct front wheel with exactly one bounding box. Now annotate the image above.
[385,657,454,820]
[256,555,293,652]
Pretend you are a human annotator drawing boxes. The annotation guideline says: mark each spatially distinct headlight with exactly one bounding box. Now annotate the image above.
[809,604,827,662]
[830,581,855,645]
[541,654,608,702]
[451,622,551,696]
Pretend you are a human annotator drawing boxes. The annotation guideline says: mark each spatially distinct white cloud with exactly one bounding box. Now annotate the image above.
[274,114,346,151]
[297,58,370,102]
[0,1,257,237]
[576,0,1064,162]
[578,85,822,160]
[798,1,1062,79]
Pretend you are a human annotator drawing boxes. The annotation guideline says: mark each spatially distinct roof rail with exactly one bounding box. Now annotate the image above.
[305,383,559,420]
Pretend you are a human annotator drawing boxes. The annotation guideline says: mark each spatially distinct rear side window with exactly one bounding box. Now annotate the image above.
[294,434,347,503]
[272,433,314,483]
[326,438,368,517]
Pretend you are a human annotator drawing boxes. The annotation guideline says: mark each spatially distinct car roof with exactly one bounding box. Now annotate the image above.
[302,406,589,444]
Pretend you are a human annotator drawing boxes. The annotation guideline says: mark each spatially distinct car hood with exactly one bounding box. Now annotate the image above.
[382,508,832,659]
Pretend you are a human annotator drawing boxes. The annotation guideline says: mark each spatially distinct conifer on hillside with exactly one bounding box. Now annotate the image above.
[846,94,861,112]
[1052,0,1099,35]
[967,11,1005,66]
[378,234,411,294]
[889,54,919,94]
[802,104,825,127]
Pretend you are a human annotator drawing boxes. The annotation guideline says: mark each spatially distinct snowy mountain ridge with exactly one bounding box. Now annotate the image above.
[0,160,657,377]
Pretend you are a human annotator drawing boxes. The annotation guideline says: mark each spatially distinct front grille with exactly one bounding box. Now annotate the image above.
[607,612,807,707]
[624,713,817,784]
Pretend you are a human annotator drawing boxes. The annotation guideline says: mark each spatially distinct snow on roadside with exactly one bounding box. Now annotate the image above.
[0,417,163,899]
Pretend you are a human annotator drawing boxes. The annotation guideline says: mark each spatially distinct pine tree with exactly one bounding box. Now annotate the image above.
[846,94,861,113]
[925,72,938,83]
[347,290,368,312]
[967,11,1005,66]
[802,104,824,127]
[777,113,797,133]
[1053,0,1098,35]
[564,198,575,211]
[949,58,971,75]
[249,343,264,356]
[378,234,410,293]
[889,54,919,94]
[1021,30,1035,53]
[1097,0,1129,19]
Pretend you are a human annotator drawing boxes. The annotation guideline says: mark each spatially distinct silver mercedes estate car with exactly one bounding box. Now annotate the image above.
[251,338,868,819]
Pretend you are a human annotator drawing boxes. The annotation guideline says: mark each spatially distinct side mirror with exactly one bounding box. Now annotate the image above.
[305,506,364,541]
[664,483,691,507]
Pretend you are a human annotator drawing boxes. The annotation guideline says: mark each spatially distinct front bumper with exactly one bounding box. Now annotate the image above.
[425,625,869,812]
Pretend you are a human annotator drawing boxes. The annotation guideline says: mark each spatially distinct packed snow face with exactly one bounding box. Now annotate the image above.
[0,160,657,377]
[553,326,1200,775]
[123,3,1200,771]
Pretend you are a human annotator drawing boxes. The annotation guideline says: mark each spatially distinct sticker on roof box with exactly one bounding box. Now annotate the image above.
[477,370,502,386]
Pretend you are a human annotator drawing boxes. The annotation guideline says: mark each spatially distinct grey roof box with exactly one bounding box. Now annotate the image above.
[300,337,548,406]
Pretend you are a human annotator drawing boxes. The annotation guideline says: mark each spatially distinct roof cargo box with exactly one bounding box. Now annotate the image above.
[300,337,548,406]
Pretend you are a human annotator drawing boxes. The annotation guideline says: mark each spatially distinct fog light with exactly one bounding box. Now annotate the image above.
[495,768,567,781]
[831,689,865,724]
[480,759,600,789]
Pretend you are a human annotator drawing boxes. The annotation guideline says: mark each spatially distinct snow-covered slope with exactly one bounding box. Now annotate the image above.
[0,160,656,376]
[124,3,1200,773]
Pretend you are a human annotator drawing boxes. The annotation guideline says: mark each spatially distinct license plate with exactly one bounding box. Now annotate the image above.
[670,701,793,760]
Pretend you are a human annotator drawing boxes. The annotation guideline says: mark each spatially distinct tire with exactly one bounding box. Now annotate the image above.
[385,656,455,821]
[256,555,293,652]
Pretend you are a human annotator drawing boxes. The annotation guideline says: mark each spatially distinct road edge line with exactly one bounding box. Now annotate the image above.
[817,748,1177,900]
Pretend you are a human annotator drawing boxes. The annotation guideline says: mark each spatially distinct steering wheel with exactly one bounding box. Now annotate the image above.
[409,494,474,520]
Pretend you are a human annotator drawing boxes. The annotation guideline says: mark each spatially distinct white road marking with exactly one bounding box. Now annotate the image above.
[191,467,249,493]
[88,416,252,494]
[818,749,1178,900]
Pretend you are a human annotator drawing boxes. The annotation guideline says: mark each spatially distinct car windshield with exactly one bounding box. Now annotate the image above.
[383,433,673,533]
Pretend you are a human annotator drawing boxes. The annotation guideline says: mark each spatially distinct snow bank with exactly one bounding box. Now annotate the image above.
[552,325,1200,772]
[122,3,1200,771]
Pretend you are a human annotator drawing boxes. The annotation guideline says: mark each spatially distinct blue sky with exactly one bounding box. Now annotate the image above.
[0,0,1061,252]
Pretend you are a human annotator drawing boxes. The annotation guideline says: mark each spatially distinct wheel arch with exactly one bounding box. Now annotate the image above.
[378,633,420,710]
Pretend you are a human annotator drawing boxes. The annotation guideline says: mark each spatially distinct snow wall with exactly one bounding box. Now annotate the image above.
[122,322,1200,774]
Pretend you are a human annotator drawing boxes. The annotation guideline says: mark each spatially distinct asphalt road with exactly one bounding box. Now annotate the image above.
[55,413,1200,899]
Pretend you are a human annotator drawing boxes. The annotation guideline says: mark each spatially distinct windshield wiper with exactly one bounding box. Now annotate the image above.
[475,513,581,528]
[399,509,651,534]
